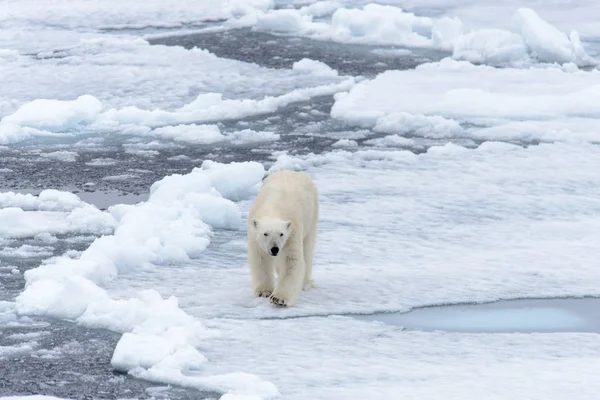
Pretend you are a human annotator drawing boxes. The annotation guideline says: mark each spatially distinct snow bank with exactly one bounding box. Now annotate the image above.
[331,59,600,143]
[246,4,596,67]
[15,161,277,399]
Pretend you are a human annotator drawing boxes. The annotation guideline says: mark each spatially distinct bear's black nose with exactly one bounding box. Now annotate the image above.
[270,246,279,256]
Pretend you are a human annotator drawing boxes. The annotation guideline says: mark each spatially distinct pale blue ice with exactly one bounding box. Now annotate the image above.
[356,298,600,333]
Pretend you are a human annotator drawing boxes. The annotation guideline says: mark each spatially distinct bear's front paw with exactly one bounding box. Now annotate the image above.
[269,295,288,307]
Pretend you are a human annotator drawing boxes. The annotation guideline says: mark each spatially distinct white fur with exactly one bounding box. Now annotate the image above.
[247,170,319,306]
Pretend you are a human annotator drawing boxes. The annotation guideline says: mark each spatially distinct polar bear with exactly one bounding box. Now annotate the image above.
[247,170,319,306]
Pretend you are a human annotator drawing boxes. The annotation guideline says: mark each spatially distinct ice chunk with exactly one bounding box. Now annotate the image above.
[452,29,530,66]
[292,58,339,78]
[256,9,312,32]
[332,139,358,148]
[0,190,115,239]
[512,8,597,67]
[225,129,280,145]
[0,190,82,211]
[40,151,79,162]
[152,124,225,144]
[364,135,415,147]
[1,95,102,131]
[431,17,464,51]
[325,4,434,47]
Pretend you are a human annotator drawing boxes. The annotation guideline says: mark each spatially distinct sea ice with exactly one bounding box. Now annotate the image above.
[331,59,600,142]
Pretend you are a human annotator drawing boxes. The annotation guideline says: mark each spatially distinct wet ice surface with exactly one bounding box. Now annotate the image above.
[355,298,600,333]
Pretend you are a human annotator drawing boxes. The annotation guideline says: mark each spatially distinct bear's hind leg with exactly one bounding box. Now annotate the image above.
[248,246,274,297]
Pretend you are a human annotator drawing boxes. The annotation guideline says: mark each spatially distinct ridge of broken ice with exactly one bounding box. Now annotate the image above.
[239,4,597,67]
[0,77,354,145]
[13,161,278,399]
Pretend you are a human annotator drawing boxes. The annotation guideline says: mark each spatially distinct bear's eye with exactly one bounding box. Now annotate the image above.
[263,233,268,236]
[279,233,283,237]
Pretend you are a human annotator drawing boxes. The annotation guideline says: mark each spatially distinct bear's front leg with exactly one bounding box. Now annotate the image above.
[248,246,274,298]
[270,251,305,307]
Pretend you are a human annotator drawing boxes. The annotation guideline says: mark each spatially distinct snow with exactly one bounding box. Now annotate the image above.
[331,59,600,143]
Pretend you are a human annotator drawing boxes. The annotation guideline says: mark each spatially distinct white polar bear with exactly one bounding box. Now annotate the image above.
[247,170,319,307]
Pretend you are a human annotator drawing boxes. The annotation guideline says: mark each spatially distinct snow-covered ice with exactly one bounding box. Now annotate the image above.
[331,59,600,143]
[98,141,600,399]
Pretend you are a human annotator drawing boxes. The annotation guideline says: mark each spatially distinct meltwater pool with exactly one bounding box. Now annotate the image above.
[355,298,600,333]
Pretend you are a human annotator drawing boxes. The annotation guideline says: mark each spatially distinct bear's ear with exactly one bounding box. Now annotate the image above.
[285,221,292,231]
[252,219,259,229]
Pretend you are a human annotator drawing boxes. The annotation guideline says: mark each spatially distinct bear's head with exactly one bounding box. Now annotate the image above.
[251,217,292,257]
